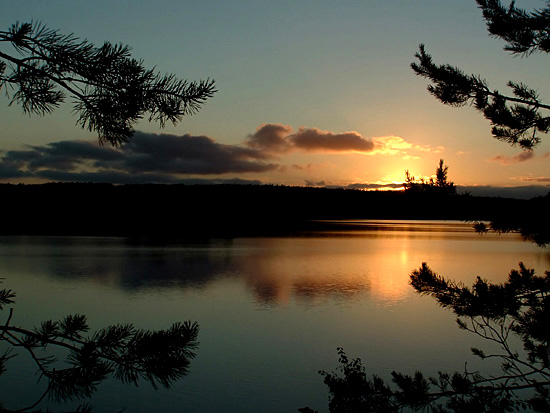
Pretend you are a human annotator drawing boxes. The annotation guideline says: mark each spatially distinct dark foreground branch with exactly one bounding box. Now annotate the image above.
[0,281,200,412]
[302,263,550,412]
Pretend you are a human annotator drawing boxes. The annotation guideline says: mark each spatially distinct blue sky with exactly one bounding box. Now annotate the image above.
[1,0,549,195]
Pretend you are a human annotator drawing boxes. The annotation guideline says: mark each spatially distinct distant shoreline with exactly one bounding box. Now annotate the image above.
[0,183,541,238]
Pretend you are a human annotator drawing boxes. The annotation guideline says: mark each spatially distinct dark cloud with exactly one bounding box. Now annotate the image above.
[33,169,262,185]
[301,182,403,190]
[0,132,279,183]
[305,180,326,187]
[245,123,376,154]
[340,183,403,190]
[34,170,181,184]
[246,123,293,153]
[0,162,29,179]
[29,141,122,171]
[120,132,276,174]
[0,124,410,185]
[173,177,262,185]
[290,127,375,152]
[489,151,535,165]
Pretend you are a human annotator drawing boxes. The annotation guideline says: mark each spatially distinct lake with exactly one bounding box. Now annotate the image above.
[0,220,548,412]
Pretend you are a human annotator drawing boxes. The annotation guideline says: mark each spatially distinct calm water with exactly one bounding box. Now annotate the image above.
[0,221,548,412]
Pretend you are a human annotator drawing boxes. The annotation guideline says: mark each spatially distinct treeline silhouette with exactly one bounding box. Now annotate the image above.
[0,183,542,238]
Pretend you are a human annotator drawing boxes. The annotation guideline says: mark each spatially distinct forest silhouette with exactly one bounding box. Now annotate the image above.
[0,182,541,239]
[2,1,550,411]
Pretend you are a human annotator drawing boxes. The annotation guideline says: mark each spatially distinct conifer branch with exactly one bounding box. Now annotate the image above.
[0,21,216,147]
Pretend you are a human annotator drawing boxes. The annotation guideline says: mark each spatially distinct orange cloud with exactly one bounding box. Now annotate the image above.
[489,151,535,165]
[372,136,444,156]
[290,127,374,152]
[373,136,412,154]
[512,176,550,183]
[245,125,443,158]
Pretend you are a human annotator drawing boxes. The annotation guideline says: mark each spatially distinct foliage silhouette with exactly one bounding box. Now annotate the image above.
[0,281,199,412]
[412,0,550,245]
[0,21,209,412]
[413,2,550,245]
[403,159,456,196]
[473,191,550,247]
[403,155,548,248]
[411,0,550,149]
[301,2,550,411]
[0,182,526,237]
[0,21,216,146]
[301,263,550,412]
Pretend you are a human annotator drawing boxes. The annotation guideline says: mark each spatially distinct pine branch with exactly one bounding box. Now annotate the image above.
[411,42,550,149]
[0,21,216,147]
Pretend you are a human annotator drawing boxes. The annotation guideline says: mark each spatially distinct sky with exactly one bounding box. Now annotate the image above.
[1,0,549,197]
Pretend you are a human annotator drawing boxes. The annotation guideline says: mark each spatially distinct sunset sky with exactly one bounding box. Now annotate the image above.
[1,0,549,197]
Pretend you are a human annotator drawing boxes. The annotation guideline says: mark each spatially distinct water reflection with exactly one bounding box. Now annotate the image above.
[316,219,476,233]
[0,237,239,290]
[0,222,548,309]
[238,237,413,306]
[1,222,549,413]
[54,249,239,290]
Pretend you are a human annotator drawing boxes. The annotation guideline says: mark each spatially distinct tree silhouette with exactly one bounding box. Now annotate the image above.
[300,263,550,412]
[0,21,208,412]
[473,191,550,247]
[0,282,199,412]
[411,0,550,150]
[0,22,216,147]
[411,1,550,244]
[300,3,550,411]
[404,159,456,196]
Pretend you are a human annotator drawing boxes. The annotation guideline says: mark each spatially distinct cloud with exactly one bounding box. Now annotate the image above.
[305,180,326,187]
[21,141,122,172]
[372,136,444,156]
[34,169,180,184]
[246,124,439,157]
[339,182,403,190]
[0,132,279,183]
[246,123,293,153]
[0,123,444,184]
[121,132,275,174]
[0,162,29,179]
[290,127,374,152]
[374,136,412,152]
[489,151,535,165]
[246,123,376,154]
[512,176,550,183]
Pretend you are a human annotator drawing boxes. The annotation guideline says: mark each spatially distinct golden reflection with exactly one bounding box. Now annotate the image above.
[239,236,415,307]
[237,220,544,307]
[12,222,546,309]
